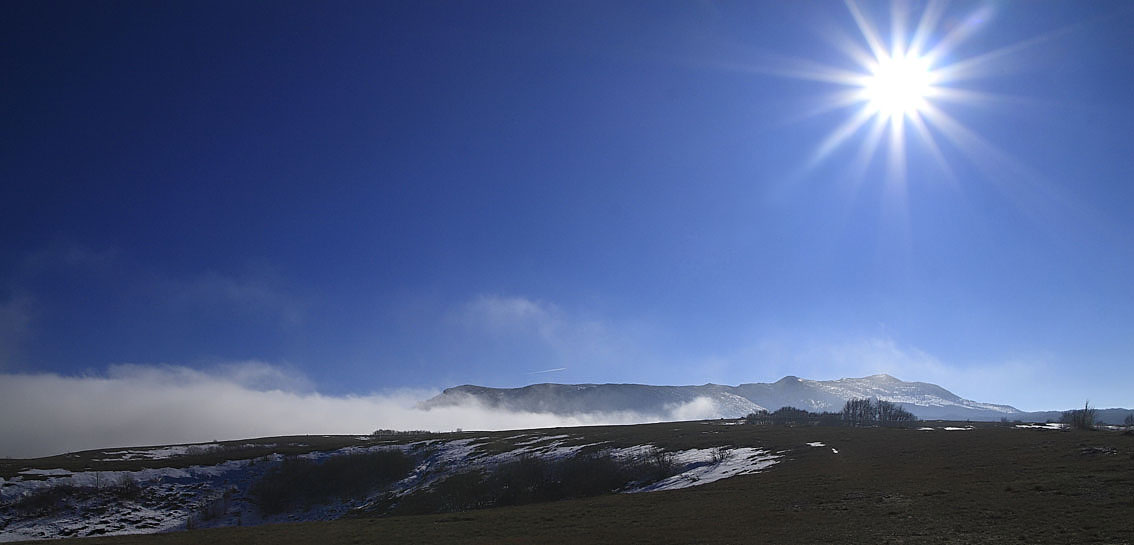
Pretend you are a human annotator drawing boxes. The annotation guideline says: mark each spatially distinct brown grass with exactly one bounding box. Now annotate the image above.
[11,422,1134,544]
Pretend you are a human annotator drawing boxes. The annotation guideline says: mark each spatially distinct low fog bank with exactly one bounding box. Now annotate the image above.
[0,364,726,459]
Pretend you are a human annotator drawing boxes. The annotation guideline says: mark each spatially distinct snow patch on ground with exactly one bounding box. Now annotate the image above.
[626,448,778,493]
[2,435,779,542]
[0,458,258,541]
[942,427,973,431]
[806,442,825,447]
[512,434,570,446]
[94,444,223,461]
[1015,423,1066,430]
[15,470,73,477]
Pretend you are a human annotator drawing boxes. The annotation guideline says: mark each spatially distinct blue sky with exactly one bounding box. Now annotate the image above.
[3,0,1133,418]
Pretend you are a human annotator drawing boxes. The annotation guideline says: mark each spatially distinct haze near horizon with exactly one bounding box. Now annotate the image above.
[2,1,1133,457]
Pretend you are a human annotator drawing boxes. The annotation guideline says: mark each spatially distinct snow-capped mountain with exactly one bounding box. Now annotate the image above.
[423,374,1022,421]
[420,383,766,419]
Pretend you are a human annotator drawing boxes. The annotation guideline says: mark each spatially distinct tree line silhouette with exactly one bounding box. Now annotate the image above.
[745,398,918,427]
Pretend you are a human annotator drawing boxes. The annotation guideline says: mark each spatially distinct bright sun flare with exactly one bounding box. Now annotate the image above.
[863,54,934,117]
[795,1,1008,185]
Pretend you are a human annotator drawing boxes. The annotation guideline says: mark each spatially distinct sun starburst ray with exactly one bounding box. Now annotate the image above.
[929,88,1048,110]
[810,106,876,167]
[922,6,994,67]
[905,110,955,184]
[907,0,947,58]
[847,114,889,189]
[845,0,888,63]
[931,21,1086,83]
[710,55,870,87]
[890,1,909,58]
[781,89,875,126]
[886,115,907,184]
[779,0,1064,212]
[824,26,877,73]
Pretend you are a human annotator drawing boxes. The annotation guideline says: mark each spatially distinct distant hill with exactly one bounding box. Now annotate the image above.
[1014,408,1134,426]
[421,382,766,417]
[422,374,1131,422]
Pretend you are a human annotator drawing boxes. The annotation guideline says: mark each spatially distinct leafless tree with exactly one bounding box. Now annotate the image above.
[1061,400,1097,430]
[842,398,916,427]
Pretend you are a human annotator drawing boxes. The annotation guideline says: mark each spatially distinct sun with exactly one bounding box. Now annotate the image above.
[724,0,1061,242]
[791,1,1008,185]
[862,53,934,118]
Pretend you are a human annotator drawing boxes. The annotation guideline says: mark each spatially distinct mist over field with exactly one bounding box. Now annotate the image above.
[0,363,724,459]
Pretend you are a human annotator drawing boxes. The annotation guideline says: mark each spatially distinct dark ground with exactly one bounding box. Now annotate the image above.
[11,422,1134,544]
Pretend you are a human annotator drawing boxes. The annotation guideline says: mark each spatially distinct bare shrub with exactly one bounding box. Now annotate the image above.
[388,448,684,516]
[841,398,917,427]
[771,406,811,426]
[371,429,431,438]
[711,446,733,464]
[184,445,216,456]
[10,485,85,515]
[249,449,415,515]
[197,487,236,521]
[744,410,770,425]
[1061,401,1098,431]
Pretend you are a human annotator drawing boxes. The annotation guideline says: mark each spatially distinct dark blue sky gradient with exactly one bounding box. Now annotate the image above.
[3,1,1133,409]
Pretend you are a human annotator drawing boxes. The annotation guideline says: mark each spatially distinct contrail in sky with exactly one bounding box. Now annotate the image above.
[527,367,567,374]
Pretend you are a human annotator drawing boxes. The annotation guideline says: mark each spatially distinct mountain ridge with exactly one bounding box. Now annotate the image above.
[423,374,1027,421]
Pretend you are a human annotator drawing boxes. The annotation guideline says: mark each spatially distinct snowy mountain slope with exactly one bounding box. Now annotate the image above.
[424,374,1022,421]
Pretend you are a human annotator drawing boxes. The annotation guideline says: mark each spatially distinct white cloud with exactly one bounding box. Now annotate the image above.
[0,363,724,459]
[454,294,653,380]
[104,361,315,393]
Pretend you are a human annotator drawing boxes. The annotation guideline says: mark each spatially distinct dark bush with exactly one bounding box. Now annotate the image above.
[371,429,431,438]
[771,406,812,426]
[249,449,415,515]
[744,410,770,425]
[196,487,237,522]
[9,485,84,515]
[8,476,146,517]
[710,446,732,464]
[1061,401,1097,430]
[389,448,682,516]
[753,405,893,427]
[112,475,143,501]
[841,398,917,427]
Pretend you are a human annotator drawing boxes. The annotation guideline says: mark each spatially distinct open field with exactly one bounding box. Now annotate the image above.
[6,421,1134,544]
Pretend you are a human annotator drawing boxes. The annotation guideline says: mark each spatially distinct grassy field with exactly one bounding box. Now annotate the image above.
[10,421,1134,544]
[0,435,427,481]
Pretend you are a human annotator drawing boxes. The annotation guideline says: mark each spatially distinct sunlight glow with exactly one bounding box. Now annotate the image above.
[736,0,1071,222]
[794,0,1000,187]
[863,53,934,117]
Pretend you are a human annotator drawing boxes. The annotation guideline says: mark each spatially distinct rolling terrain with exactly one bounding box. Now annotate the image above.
[3,420,1133,544]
